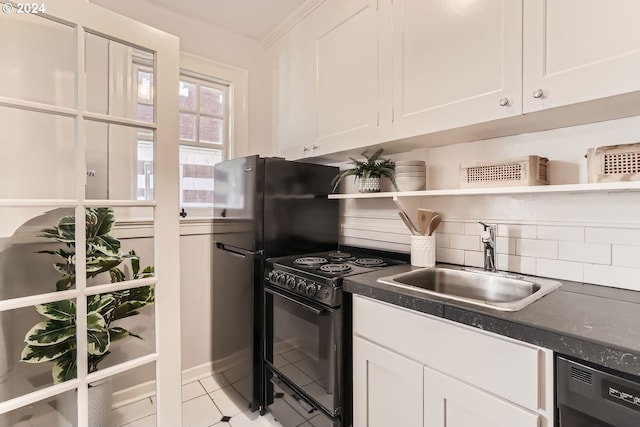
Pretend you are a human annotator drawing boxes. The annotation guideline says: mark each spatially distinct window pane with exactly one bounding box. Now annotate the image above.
[179,112,196,141]
[85,206,155,287]
[179,81,196,111]
[0,207,75,301]
[137,71,154,103]
[199,116,223,144]
[0,389,78,427]
[0,106,75,199]
[200,85,223,116]
[86,121,155,200]
[137,141,154,200]
[0,13,75,108]
[1,302,78,403]
[86,286,156,369]
[180,146,222,208]
[110,363,158,427]
[85,33,154,121]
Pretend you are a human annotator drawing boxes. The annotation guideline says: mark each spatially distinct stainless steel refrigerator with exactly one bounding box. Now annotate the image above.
[211,155,338,412]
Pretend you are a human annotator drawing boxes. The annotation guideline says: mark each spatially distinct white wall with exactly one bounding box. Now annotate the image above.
[340,115,640,291]
[89,0,272,157]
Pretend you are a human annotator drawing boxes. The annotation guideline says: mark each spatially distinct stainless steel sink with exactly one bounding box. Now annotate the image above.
[376,266,561,311]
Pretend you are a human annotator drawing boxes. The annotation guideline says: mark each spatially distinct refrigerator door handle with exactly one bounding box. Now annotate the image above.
[215,242,258,257]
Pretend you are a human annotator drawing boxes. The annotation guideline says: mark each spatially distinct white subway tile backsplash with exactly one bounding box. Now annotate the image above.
[558,242,611,265]
[537,259,584,282]
[464,251,484,268]
[343,215,640,290]
[537,226,584,242]
[497,224,537,239]
[437,248,465,265]
[435,233,450,248]
[495,237,516,255]
[496,254,536,275]
[464,222,483,236]
[438,221,466,235]
[449,234,481,251]
[516,239,558,259]
[612,245,640,268]
[584,264,640,291]
[586,227,640,245]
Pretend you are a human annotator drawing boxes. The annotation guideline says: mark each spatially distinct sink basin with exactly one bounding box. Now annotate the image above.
[376,266,561,311]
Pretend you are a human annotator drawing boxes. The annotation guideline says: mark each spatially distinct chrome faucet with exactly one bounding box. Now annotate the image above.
[478,221,496,272]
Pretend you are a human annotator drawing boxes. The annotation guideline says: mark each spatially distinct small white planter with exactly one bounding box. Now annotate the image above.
[57,378,113,427]
[358,177,381,193]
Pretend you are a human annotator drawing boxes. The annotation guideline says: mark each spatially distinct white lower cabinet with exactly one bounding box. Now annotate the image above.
[424,366,539,427]
[352,295,554,427]
[353,336,423,427]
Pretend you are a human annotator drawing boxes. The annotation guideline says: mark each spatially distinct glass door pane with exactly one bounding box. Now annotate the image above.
[0,107,75,199]
[0,11,75,108]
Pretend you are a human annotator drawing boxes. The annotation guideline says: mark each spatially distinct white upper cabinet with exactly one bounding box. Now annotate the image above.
[391,0,523,138]
[270,0,640,159]
[272,40,315,159]
[523,0,640,113]
[313,0,380,155]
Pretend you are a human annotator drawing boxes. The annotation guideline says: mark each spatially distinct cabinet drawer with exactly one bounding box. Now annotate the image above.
[353,295,546,411]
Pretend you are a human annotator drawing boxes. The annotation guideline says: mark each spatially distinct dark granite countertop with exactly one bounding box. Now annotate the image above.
[344,263,640,378]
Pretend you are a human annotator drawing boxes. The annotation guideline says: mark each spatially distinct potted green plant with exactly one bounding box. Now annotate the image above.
[21,207,155,382]
[331,148,397,193]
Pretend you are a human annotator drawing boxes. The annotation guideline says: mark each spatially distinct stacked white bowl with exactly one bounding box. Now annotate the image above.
[395,160,426,191]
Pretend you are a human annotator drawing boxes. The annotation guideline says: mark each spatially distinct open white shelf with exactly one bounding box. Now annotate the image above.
[328,181,640,199]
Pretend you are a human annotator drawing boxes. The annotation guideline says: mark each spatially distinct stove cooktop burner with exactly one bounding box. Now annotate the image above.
[326,251,352,261]
[293,257,328,267]
[319,263,353,274]
[354,258,385,267]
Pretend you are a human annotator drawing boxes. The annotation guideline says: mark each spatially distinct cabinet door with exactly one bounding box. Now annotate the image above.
[424,366,540,427]
[272,43,315,159]
[524,0,640,113]
[391,0,522,138]
[313,0,380,154]
[353,336,423,427]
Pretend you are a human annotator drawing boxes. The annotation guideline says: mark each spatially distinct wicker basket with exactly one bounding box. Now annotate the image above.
[587,142,640,183]
[460,156,549,188]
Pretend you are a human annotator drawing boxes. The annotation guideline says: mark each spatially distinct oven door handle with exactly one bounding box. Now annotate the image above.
[265,287,329,315]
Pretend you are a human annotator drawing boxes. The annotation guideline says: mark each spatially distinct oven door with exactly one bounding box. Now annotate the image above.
[265,285,341,417]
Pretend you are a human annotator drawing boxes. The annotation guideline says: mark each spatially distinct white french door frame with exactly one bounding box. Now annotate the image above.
[0,1,181,426]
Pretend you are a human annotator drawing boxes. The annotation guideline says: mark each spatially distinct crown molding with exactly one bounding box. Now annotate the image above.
[262,0,326,48]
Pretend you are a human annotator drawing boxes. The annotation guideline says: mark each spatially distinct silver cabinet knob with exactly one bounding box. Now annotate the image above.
[311,144,318,150]
[499,98,509,107]
[302,146,309,152]
[532,89,544,99]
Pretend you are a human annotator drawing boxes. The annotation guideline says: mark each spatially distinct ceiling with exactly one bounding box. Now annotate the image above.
[148,0,308,40]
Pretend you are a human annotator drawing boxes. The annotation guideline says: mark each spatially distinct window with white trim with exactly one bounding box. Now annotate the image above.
[178,73,229,217]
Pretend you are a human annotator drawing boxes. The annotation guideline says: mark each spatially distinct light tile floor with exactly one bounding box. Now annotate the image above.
[112,373,283,427]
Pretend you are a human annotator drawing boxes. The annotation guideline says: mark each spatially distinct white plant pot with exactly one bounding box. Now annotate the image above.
[57,378,113,427]
[358,176,381,193]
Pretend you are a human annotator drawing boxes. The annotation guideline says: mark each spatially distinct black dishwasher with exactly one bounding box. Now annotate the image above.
[557,356,640,426]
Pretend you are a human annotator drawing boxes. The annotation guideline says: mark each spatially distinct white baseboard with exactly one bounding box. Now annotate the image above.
[112,356,246,408]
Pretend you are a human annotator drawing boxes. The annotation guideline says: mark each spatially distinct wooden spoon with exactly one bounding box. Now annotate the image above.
[399,211,419,235]
[428,214,442,236]
[417,209,433,235]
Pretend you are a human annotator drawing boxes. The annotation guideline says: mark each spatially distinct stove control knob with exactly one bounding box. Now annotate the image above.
[305,284,318,297]
[274,272,286,286]
[296,279,307,293]
[286,275,296,290]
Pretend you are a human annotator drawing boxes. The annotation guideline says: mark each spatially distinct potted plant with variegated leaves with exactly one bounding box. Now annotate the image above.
[331,148,398,193]
[20,208,154,425]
